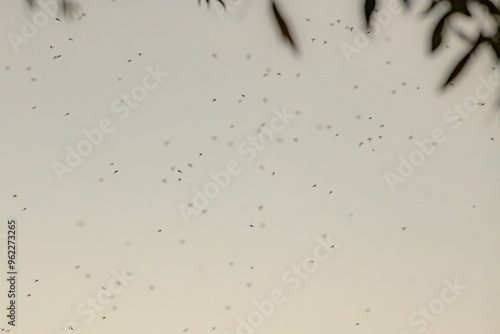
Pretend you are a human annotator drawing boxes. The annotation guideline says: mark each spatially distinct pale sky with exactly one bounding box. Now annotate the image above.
[0,0,499,333]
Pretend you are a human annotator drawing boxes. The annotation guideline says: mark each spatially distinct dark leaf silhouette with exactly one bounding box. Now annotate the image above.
[271,1,298,53]
[364,0,376,30]
[423,0,444,15]
[491,40,500,57]
[443,35,485,87]
[450,0,471,16]
[491,29,500,57]
[198,0,225,9]
[432,12,449,51]
[477,0,500,16]
[25,0,79,18]
[443,51,472,86]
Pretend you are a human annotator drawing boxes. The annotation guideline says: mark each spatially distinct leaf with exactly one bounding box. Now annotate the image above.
[443,52,472,87]
[364,0,376,29]
[450,0,471,16]
[491,39,500,58]
[199,0,224,9]
[477,0,500,16]
[490,30,500,57]
[217,0,226,9]
[432,12,449,51]
[443,36,485,87]
[60,0,79,18]
[422,0,444,15]
[271,1,298,53]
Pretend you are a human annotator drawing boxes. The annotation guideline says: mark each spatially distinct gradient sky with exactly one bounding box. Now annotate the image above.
[0,0,499,333]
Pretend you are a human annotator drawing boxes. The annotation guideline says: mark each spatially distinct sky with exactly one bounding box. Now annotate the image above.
[0,0,499,333]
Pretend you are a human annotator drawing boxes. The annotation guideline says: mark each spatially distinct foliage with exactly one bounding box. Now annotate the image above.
[365,0,500,88]
[26,0,80,18]
[22,0,500,89]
